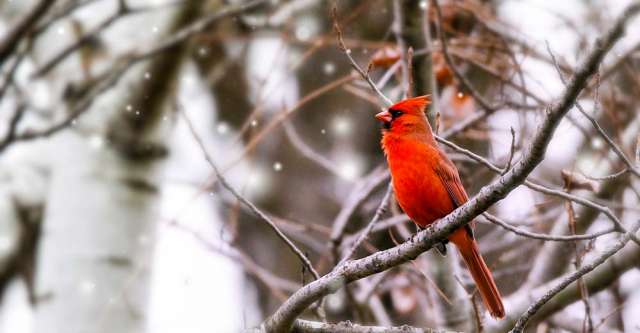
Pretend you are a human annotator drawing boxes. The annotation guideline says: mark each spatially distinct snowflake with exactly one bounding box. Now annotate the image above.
[79,280,96,295]
[338,159,363,181]
[216,122,229,135]
[89,135,104,149]
[323,62,336,75]
[332,116,351,137]
[0,236,11,253]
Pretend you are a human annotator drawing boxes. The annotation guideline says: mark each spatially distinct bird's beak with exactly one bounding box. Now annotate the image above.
[375,110,392,123]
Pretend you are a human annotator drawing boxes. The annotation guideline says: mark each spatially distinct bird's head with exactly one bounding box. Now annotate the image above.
[375,95,431,133]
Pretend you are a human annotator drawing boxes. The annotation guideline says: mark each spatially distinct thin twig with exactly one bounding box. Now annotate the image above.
[332,6,392,107]
[510,222,640,332]
[545,41,640,178]
[503,127,517,174]
[482,213,616,242]
[0,0,57,66]
[429,0,496,112]
[179,108,320,281]
[337,183,393,266]
[32,1,184,78]
[435,135,640,246]
[283,120,345,179]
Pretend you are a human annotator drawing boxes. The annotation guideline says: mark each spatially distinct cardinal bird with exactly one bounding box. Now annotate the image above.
[376,95,505,319]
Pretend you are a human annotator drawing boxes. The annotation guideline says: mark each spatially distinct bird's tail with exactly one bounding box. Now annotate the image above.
[449,228,505,319]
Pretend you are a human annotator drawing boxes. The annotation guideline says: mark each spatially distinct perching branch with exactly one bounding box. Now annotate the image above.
[291,319,451,333]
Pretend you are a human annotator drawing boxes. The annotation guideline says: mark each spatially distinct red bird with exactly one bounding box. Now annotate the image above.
[376,95,505,318]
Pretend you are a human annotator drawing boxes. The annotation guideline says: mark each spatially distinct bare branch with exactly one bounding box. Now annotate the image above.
[0,0,268,153]
[0,0,57,66]
[179,109,320,281]
[429,0,497,112]
[331,5,392,108]
[482,213,615,242]
[337,183,393,266]
[510,222,640,332]
[545,41,640,178]
[291,319,450,333]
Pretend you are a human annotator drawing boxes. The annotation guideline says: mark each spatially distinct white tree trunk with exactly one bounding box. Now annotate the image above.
[31,2,199,331]
[33,132,161,333]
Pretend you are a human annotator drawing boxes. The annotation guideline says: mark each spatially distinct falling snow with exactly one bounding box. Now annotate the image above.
[0,236,11,253]
[295,26,311,41]
[246,168,269,197]
[332,116,351,137]
[138,234,149,245]
[338,159,363,181]
[591,137,604,149]
[79,280,96,295]
[88,136,104,149]
[216,122,229,135]
[273,162,283,172]
[323,62,336,75]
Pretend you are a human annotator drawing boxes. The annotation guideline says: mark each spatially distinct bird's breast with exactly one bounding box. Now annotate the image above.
[384,138,455,227]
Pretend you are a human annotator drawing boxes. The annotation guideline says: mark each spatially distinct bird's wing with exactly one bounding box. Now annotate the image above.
[433,150,469,207]
[433,150,475,237]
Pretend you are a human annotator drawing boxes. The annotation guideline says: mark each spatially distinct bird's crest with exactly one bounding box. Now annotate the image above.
[389,95,431,114]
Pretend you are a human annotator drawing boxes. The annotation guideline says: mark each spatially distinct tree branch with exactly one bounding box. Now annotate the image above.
[0,0,56,66]
[180,109,320,281]
[291,319,451,333]
[509,222,640,332]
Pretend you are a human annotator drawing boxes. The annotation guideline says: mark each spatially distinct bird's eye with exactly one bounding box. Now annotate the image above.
[389,109,403,118]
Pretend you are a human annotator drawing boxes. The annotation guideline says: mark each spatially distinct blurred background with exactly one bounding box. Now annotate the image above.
[0,0,639,332]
